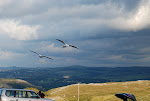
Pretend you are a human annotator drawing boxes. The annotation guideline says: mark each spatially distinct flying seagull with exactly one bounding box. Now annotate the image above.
[56,39,79,49]
[29,50,53,60]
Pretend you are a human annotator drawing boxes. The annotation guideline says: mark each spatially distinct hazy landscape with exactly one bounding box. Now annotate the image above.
[0,66,150,90]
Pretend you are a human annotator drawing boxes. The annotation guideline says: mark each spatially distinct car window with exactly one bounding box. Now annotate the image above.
[5,90,15,97]
[15,91,27,98]
[27,91,39,98]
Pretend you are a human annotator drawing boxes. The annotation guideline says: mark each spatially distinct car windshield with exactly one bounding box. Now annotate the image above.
[27,91,39,98]
[5,90,15,97]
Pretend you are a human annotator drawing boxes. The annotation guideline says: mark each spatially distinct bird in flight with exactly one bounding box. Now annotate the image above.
[56,39,79,49]
[29,50,53,60]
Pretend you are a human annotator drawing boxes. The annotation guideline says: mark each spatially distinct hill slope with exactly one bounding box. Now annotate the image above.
[45,80,150,101]
[0,78,37,89]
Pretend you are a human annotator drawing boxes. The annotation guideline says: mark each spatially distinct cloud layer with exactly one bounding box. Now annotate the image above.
[0,0,150,67]
[0,19,39,40]
[110,0,150,31]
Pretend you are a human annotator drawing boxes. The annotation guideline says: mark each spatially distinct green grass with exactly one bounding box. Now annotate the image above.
[43,80,150,101]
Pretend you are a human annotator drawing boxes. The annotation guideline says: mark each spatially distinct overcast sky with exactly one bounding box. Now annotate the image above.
[0,0,150,67]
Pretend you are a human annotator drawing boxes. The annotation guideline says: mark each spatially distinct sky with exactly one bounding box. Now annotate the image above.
[0,0,150,67]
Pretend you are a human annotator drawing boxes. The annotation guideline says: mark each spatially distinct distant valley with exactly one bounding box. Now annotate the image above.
[0,66,150,91]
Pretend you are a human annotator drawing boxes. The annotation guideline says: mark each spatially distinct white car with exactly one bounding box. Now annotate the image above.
[0,88,55,101]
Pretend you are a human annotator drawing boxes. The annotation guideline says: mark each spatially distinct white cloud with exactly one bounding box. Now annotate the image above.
[0,19,40,40]
[42,0,150,33]
[1,0,150,38]
[141,56,150,62]
[39,59,47,64]
[31,0,150,39]
[0,49,19,59]
[0,0,11,7]
[106,55,123,61]
[109,0,150,31]
[139,47,150,54]
[0,51,12,59]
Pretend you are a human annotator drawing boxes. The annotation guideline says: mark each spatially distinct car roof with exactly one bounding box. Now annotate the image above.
[0,88,34,92]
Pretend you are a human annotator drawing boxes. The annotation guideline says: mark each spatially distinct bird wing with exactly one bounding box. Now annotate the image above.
[42,56,53,60]
[69,45,79,49]
[56,39,66,44]
[29,50,40,55]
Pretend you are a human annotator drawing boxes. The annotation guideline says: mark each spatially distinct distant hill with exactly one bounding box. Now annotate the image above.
[0,66,150,90]
[45,80,150,101]
[0,78,37,89]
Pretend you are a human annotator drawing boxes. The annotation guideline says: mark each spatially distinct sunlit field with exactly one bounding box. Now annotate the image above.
[42,80,150,101]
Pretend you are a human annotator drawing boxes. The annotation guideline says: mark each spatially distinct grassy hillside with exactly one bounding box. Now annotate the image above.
[1,78,149,101]
[0,78,36,89]
[44,80,150,101]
